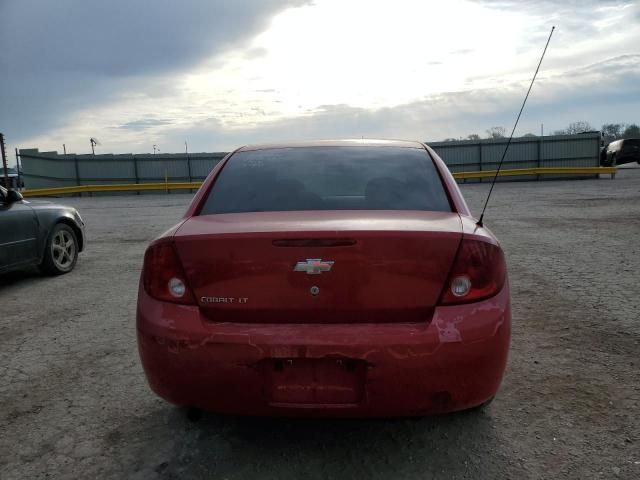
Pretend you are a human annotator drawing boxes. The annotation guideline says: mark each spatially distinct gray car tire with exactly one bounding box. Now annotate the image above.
[40,223,79,275]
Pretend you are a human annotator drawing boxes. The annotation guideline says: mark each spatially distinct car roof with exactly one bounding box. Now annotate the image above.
[237,139,426,152]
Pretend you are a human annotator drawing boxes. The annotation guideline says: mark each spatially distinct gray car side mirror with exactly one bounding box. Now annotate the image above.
[6,190,24,203]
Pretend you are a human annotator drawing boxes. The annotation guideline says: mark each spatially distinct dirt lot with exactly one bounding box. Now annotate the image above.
[1,167,639,479]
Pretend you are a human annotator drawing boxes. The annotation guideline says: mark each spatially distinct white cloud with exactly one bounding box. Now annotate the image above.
[6,0,640,156]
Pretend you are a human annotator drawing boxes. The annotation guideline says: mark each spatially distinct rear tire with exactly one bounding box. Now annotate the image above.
[40,224,79,275]
[186,407,203,422]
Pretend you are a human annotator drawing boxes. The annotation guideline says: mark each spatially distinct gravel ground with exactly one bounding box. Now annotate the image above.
[1,167,639,479]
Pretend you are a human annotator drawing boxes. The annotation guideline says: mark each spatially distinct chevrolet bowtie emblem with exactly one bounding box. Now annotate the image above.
[293,259,335,275]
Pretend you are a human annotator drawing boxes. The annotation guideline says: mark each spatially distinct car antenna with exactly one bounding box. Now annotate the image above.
[477,26,555,227]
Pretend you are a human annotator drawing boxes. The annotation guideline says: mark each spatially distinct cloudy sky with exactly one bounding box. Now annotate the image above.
[1,0,639,157]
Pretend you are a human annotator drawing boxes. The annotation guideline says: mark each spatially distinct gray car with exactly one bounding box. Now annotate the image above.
[0,186,85,275]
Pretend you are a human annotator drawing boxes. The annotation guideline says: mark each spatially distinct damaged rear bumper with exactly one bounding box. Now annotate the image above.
[136,284,511,417]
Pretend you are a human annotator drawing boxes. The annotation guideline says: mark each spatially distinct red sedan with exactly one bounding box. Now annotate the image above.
[137,140,510,417]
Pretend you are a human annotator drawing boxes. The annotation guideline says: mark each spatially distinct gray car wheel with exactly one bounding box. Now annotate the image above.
[40,224,79,275]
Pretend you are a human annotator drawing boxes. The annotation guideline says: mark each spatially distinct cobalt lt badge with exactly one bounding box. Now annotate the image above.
[293,259,334,275]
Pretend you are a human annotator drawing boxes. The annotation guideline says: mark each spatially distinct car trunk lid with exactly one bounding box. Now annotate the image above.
[174,211,462,323]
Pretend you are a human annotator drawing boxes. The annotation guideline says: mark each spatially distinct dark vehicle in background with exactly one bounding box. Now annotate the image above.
[600,138,640,166]
[0,185,85,275]
[0,167,23,189]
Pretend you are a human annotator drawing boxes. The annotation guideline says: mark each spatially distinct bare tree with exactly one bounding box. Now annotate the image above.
[601,123,625,139]
[438,119,636,144]
[623,124,640,138]
[555,121,593,135]
[486,127,506,139]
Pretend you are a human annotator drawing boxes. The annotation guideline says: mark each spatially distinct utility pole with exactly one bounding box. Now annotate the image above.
[539,123,545,177]
[15,148,22,190]
[63,143,67,155]
[185,140,192,183]
[1,133,9,189]
[90,137,100,155]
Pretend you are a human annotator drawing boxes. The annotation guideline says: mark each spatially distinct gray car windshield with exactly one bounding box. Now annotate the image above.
[199,146,452,214]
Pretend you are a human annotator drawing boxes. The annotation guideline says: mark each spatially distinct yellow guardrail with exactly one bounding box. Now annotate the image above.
[21,167,616,197]
[22,182,202,197]
[453,166,616,180]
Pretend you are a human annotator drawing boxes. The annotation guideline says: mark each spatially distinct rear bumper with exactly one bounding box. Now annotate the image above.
[137,284,511,417]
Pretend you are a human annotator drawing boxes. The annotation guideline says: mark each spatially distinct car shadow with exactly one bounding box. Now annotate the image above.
[0,267,43,288]
[106,404,519,479]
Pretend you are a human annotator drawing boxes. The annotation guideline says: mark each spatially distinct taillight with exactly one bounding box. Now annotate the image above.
[142,241,196,305]
[439,238,507,305]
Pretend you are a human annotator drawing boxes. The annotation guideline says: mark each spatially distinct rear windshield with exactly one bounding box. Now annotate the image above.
[199,146,452,215]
